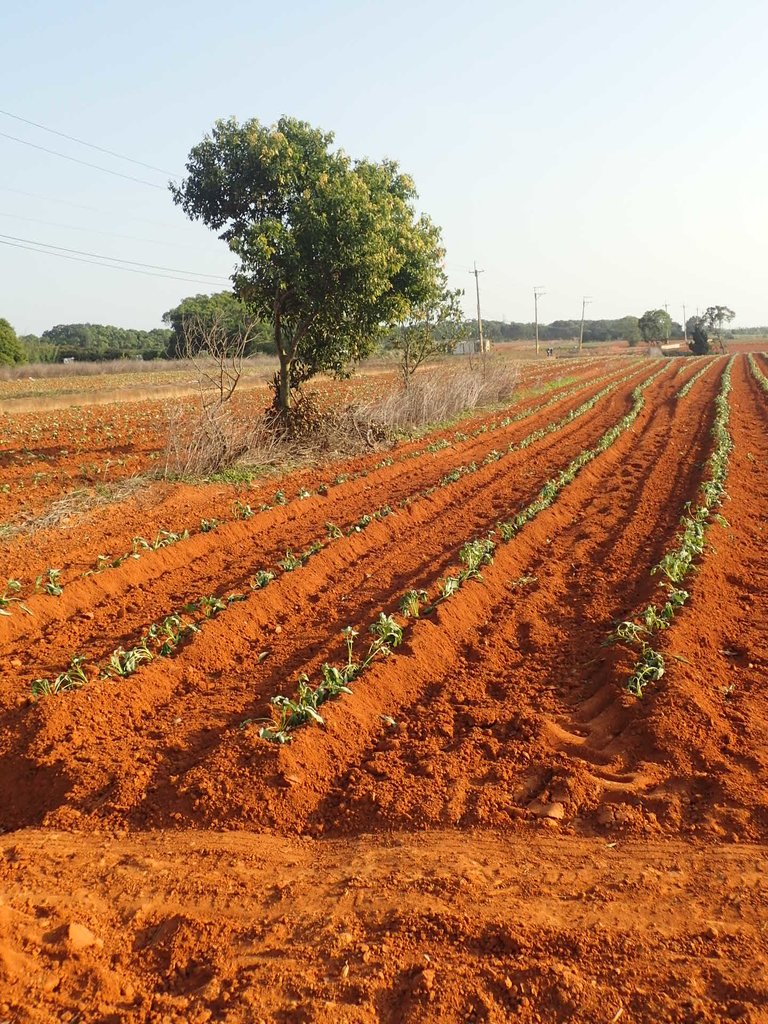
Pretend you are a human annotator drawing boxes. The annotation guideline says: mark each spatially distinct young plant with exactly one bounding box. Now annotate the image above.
[252,569,275,589]
[399,589,429,618]
[104,640,153,678]
[35,568,63,597]
[627,647,665,698]
[0,579,31,617]
[233,500,254,519]
[278,550,302,572]
[31,655,88,697]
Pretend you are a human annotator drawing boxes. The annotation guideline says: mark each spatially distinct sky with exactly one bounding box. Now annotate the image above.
[1,0,767,335]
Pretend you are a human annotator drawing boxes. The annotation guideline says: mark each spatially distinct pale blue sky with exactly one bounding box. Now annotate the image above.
[1,0,766,334]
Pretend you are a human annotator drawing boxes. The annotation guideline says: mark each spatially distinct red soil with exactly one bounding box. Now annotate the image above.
[2,354,767,1023]
[0,359,588,530]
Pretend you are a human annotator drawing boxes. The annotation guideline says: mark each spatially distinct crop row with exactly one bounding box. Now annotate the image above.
[675,357,716,399]
[2,361,640,615]
[748,353,768,394]
[607,358,734,696]
[254,361,671,743]
[24,362,655,696]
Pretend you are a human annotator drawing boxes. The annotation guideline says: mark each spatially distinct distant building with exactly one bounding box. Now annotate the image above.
[454,339,484,355]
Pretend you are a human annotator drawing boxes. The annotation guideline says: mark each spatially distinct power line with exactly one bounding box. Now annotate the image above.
[579,296,593,353]
[0,130,167,189]
[0,236,230,285]
[0,185,205,237]
[533,286,545,356]
[0,108,179,177]
[0,232,228,280]
[0,210,217,252]
[469,262,486,353]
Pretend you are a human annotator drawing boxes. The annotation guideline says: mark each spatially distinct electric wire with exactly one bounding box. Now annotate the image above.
[0,210,217,252]
[0,237,231,285]
[0,232,229,280]
[0,130,167,188]
[0,108,179,177]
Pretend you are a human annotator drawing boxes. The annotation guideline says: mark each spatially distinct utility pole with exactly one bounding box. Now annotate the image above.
[682,304,687,346]
[470,263,485,354]
[663,300,670,342]
[579,296,592,354]
[534,286,545,356]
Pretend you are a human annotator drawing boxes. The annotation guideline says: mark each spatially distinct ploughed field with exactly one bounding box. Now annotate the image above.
[1,353,768,1023]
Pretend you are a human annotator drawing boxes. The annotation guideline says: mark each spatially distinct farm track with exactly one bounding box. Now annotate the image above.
[0,358,698,832]
[2,829,767,1024]
[0,360,643,674]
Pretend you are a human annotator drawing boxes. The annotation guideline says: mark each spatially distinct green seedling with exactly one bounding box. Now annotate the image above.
[36,568,63,597]
[278,550,302,572]
[200,518,219,533]
[252,570,275,589]
[627,647,665,698]
[326,522,343,539]
[233,500,254,519]
[104,641,153,678]
[349,514,372,533]
[0,579,31,616]
[399,589,429,618]
[31,655,88,697]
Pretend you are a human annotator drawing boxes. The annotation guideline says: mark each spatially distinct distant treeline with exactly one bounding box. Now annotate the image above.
[18,324,174,363]
[1,299,756,368]
[474,317,685,344]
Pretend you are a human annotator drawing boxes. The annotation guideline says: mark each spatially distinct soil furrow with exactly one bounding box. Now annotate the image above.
[0,359,614,575]
[613,354,768,840]
[0,363,647,678]
[0,363,663,829]
[225,358,724,836]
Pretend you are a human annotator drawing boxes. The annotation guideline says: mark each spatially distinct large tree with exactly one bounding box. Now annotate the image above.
[0,318,24,366]
[638,309,672,346]
[162,291,271,358]
[702,305,735,351]
[170,117,445,413]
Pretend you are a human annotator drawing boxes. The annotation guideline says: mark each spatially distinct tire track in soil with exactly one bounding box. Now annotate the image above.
[612,353,768,841]
[261,357,726,838]
[0,363,664,830]
[0,363,647,681]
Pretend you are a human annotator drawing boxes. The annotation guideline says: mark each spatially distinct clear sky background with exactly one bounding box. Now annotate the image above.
[1,0,766,335]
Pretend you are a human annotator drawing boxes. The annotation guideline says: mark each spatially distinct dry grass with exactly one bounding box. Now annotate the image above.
[362,362,520,430]
[0,355,277,383]
[0,477,149,540]
[162,362,519,479]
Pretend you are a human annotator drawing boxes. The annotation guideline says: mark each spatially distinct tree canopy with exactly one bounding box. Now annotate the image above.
[638,309,673,345]
[39,323,172,361]
[171,116,447,412]
[0,318,24,366]
[162,292,271,358]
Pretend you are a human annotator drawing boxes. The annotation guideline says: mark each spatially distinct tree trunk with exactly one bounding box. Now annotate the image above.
[277,349,292,413]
